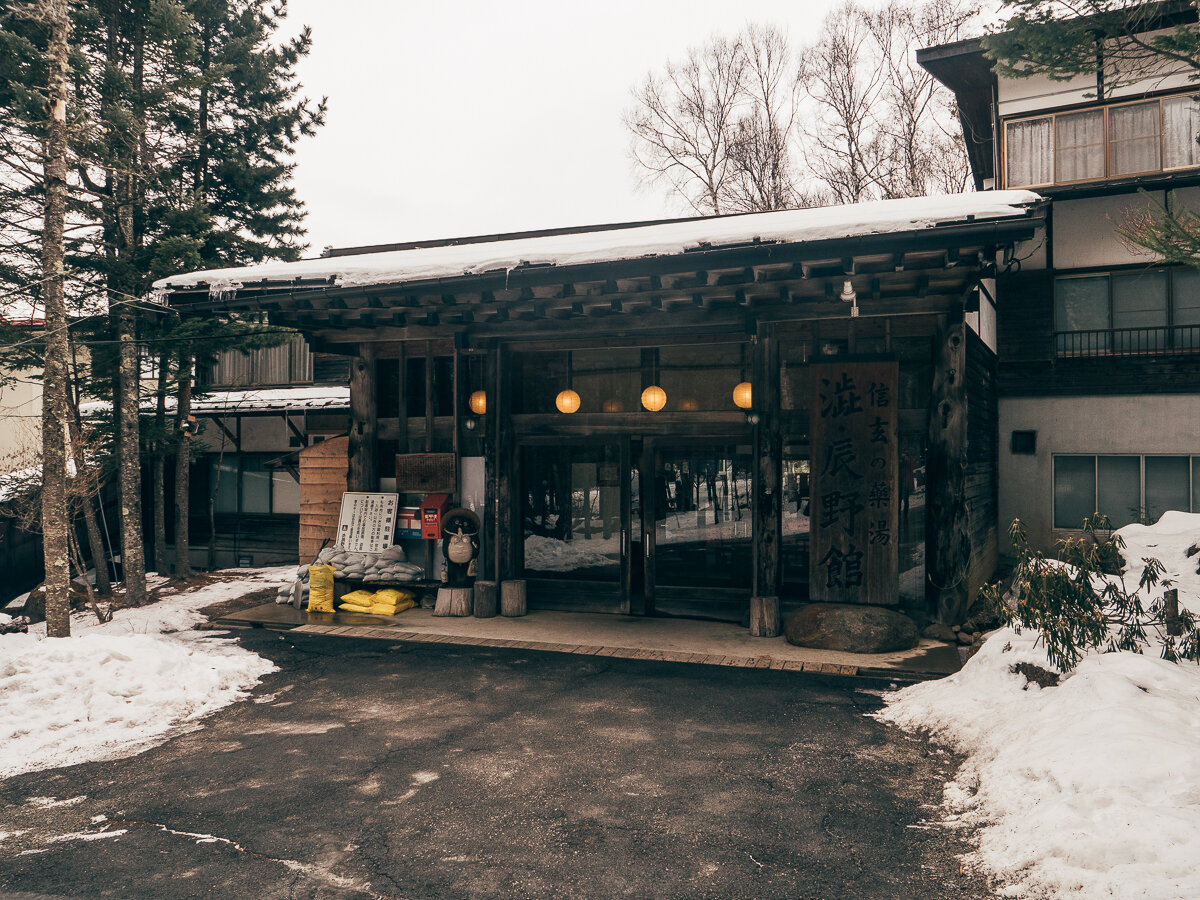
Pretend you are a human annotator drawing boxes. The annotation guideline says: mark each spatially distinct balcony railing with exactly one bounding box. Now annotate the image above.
[1054,326,1200,358]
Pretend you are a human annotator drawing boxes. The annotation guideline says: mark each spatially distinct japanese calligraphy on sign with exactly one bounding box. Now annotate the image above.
[337,492,400,553]
[809,360,899,606]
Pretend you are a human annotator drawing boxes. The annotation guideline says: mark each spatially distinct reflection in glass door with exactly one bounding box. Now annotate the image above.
[520,442,628,612]
[648,442,753,621]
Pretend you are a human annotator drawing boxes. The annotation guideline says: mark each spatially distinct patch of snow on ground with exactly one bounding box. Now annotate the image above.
[0,568,290,780]
[880,513,1200,900]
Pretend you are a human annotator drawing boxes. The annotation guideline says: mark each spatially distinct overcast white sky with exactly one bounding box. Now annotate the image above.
[284,0,987,256]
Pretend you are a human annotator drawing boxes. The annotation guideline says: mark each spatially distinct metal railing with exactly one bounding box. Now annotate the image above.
[1054,326,1200,358]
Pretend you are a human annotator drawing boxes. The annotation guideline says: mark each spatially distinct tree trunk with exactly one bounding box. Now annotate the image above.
[39,0,73,638]
[116,307,147,606]
[173,358,193,579]
[152,353,169,573]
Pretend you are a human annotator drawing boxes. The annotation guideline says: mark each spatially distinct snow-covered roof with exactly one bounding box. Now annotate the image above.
[79,386,350,418]
[154,191,1043,296]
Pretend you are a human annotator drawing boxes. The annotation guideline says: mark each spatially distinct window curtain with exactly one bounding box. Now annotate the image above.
[1172,269,1200,349]
[1056,110,1105,181]
[1112,270,1168,352]
[1005,117,1052,186]
[1163,95,1200,169]
[1108,102,1161,176]
[1055,276,1110,353]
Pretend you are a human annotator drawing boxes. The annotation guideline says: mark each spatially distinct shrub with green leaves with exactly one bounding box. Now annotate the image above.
[982,515,1200,672]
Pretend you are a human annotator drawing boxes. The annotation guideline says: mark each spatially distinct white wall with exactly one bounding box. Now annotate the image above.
[0,373,42,464]
[998,70,1096,117]
[998,394,1200,549]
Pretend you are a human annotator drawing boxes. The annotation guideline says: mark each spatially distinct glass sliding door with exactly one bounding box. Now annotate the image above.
[520,441,629,612]
[647,441,753,621]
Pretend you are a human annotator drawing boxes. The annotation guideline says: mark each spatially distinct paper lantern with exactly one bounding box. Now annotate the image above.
[555,389,581,414]
[468,390,487,415]
[733,381,753,410]
[641,385,667,412]
[602,398,623,413]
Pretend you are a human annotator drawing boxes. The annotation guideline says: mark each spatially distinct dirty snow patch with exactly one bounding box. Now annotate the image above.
[0,568,287,779]
[880,512,1200,900]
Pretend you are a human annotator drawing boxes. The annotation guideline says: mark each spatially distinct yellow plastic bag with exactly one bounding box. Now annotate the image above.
[372,588,415,606]
[308,564,335,613]
[338,602,373,613]
[339,589,375,605]
[369,598,416,616]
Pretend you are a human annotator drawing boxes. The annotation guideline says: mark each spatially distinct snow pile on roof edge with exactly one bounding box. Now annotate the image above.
[154,190,1042,296]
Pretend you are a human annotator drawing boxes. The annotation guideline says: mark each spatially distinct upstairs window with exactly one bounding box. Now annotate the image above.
[1054,268,1200,355]
[1005,93,1200,187]
[1056,110,1104,182]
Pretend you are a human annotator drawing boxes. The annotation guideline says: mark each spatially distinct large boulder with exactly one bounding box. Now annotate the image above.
[784,603,920,653]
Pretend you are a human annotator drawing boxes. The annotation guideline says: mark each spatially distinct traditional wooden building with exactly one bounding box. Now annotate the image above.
[155,193,1045,632]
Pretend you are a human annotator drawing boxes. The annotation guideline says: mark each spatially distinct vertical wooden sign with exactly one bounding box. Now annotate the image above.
[809,359,899,606]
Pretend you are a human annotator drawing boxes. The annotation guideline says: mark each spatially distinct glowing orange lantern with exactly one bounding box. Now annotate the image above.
[641,385,667,412]
[733,381,753,410]
[468,390,487,415]
[556,389,581,414]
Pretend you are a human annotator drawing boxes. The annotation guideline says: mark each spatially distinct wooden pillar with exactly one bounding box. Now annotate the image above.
[395,343,408,453]
[751,333,781,636]
[348,344,378,492]
[483,347,499,582]
[926,313,972,624]
[494,344,518,581]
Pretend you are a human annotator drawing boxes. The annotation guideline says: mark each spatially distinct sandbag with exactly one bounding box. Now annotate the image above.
[372,588,416,605]
[308,564,335,613]
[369,598,417,616]
[337,602,374,613]
[339,589,375,605]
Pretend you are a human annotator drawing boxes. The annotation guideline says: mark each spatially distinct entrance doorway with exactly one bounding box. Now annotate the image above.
[518,437,753,622]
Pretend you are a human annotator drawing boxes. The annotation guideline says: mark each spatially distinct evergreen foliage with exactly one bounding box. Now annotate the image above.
[0,0,323,593]
[982,515,1200,672]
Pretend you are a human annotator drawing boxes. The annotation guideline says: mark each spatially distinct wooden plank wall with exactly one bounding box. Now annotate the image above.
[964,328,1000,603]
[299,435,349,562]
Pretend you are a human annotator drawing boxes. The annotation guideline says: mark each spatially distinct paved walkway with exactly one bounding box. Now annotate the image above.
[218,604,961,681]
[0,631,991,899]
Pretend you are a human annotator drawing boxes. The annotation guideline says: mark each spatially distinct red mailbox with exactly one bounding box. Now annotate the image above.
[421,493,451,540]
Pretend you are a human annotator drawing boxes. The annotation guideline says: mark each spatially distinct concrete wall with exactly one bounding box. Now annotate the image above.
[997,394,1200,550]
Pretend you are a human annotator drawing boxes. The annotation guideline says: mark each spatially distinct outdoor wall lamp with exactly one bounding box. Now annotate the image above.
[468,390,487,415]
[733,381,752,410]
[463,416,479,431]
[839,279,860,318]
[745,411,761,426]
[556,389,581,414]
[641,385,666,412]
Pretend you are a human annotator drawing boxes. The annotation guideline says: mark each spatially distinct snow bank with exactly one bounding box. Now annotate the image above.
[880,514,1200,900]
[0,568,290,780]
[153,191,1042,295]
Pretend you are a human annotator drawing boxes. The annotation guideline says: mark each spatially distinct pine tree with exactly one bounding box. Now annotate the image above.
[1,0,322,603]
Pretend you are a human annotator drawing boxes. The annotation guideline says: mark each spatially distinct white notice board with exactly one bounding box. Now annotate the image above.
[336,492,400,553]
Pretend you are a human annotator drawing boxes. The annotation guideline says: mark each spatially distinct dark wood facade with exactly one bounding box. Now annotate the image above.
[165,211,1043,627]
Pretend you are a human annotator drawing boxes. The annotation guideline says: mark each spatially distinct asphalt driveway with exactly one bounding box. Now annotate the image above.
[0,631,990,899]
